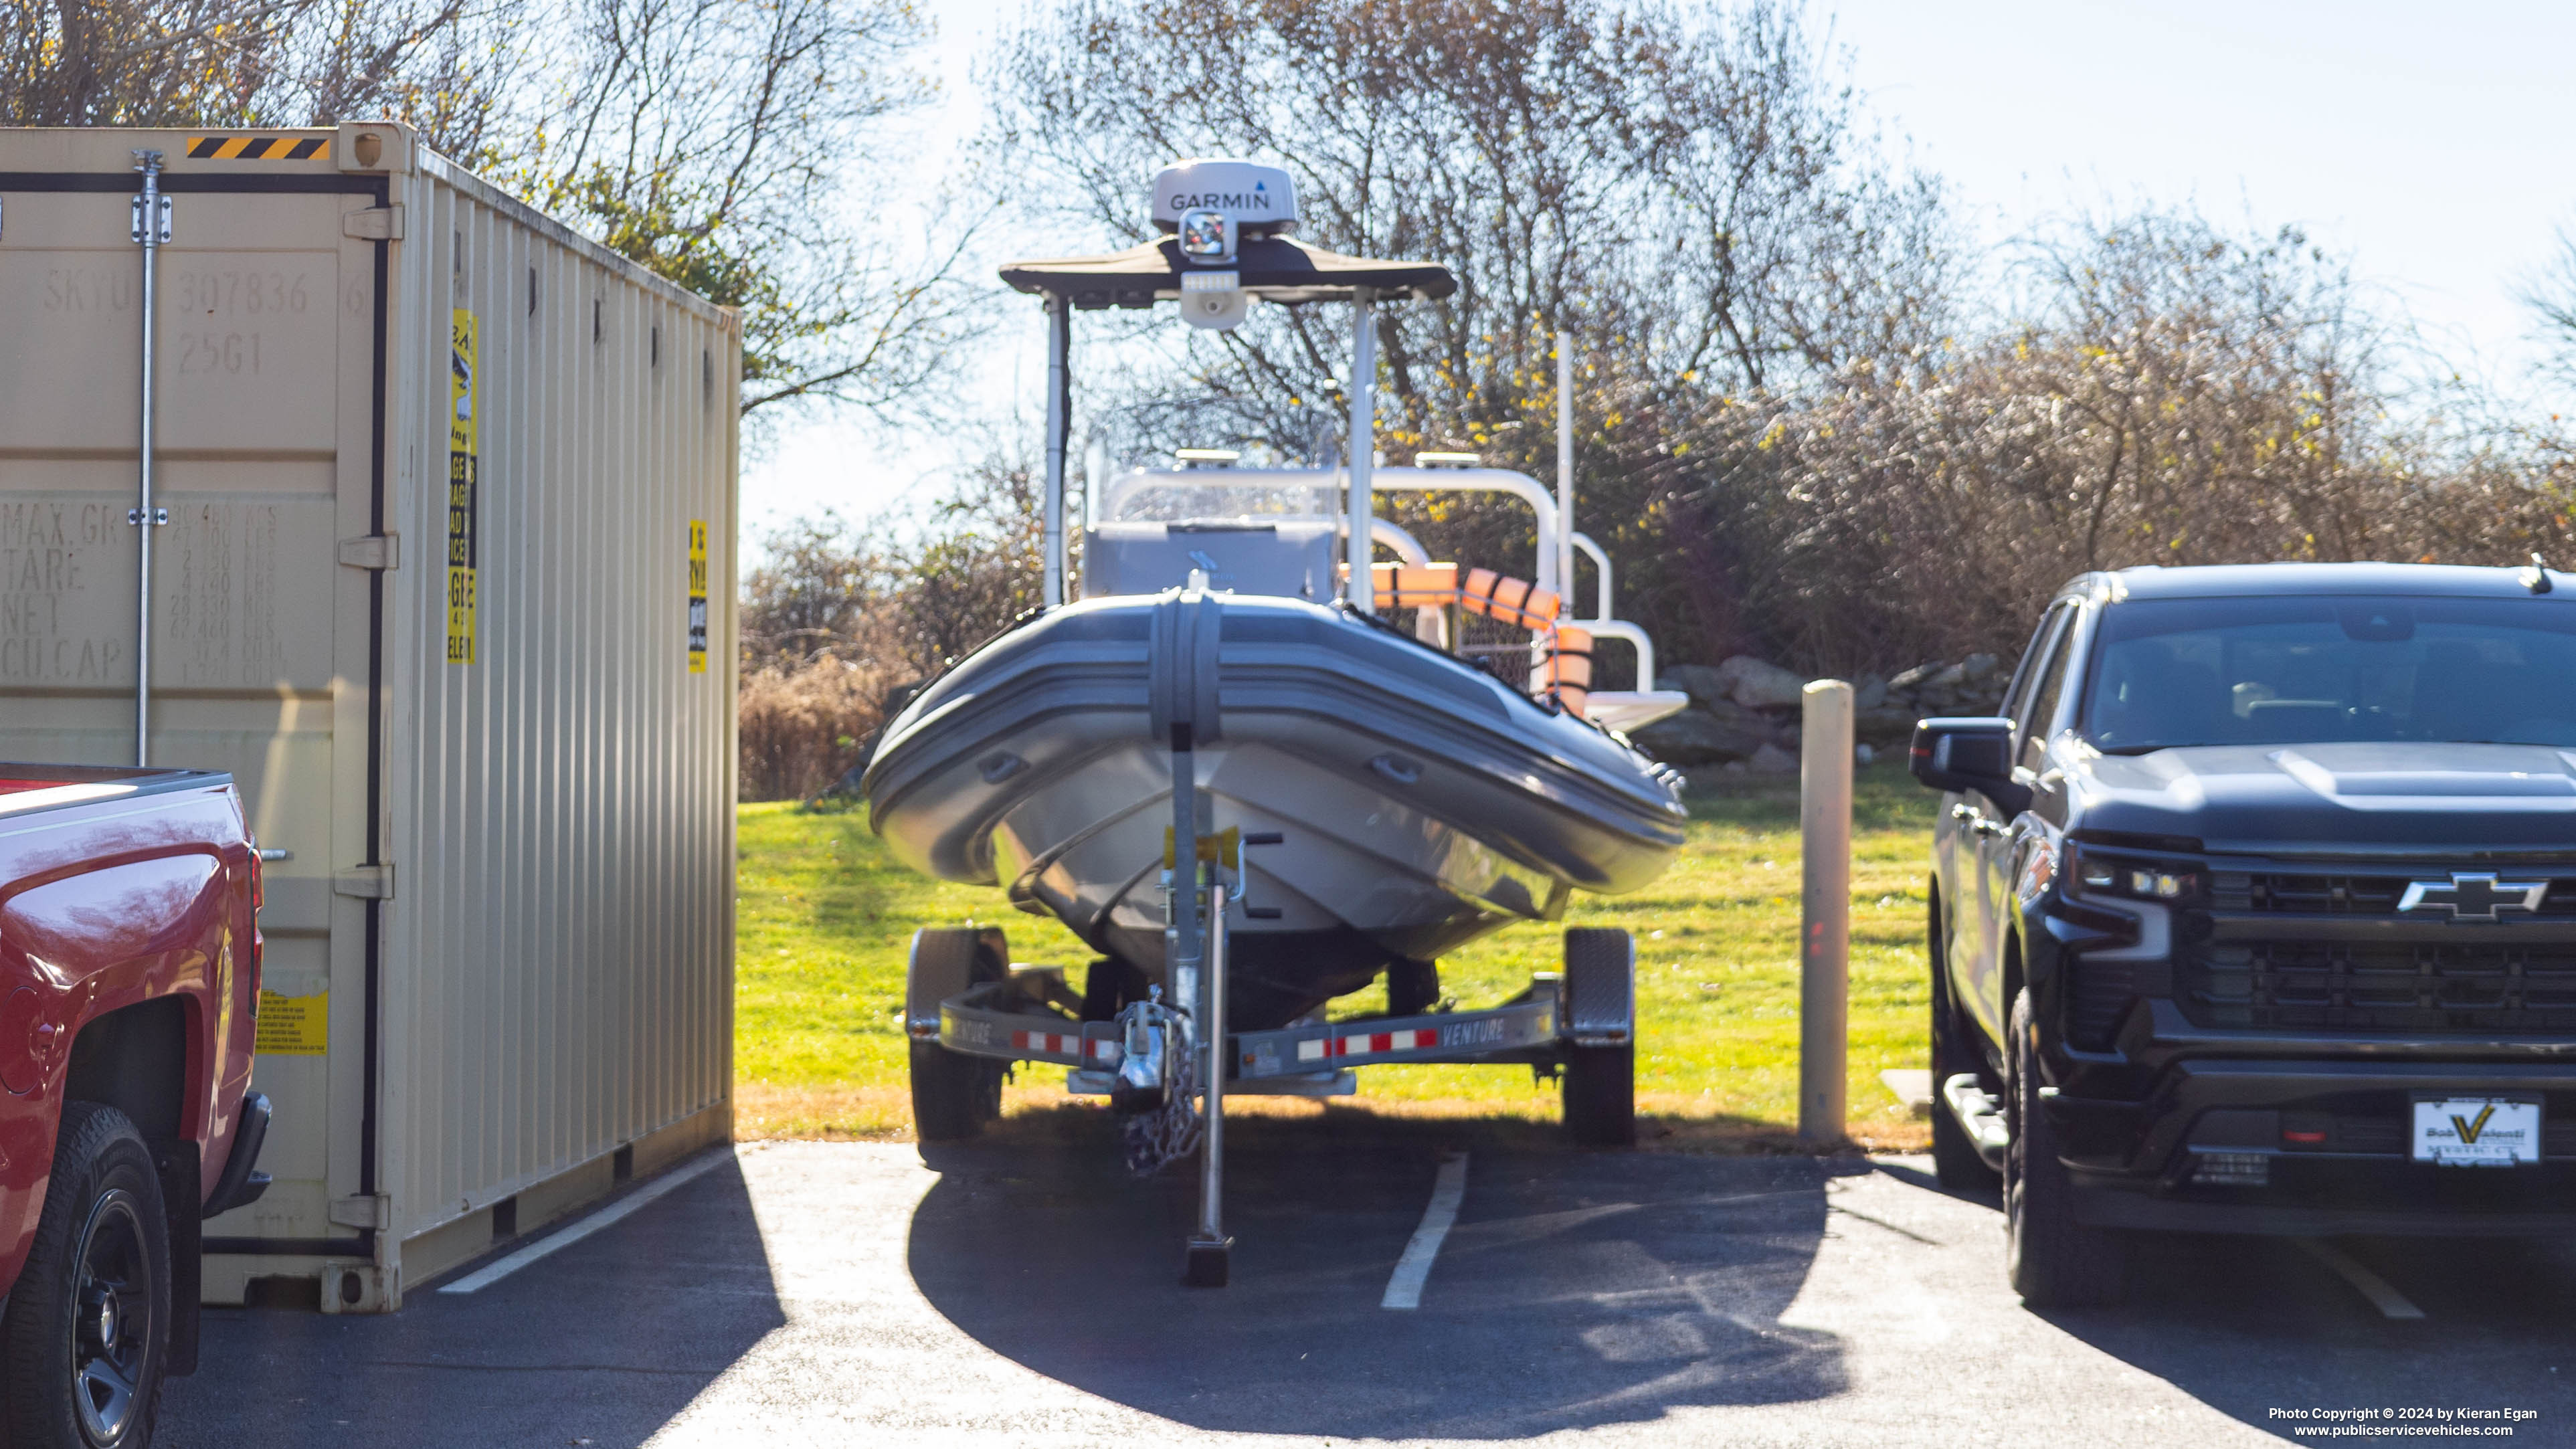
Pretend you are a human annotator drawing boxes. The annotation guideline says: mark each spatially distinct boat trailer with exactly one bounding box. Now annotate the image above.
[906,853,1639,1288]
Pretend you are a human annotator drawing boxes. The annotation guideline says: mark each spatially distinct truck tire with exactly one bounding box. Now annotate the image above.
[1929,893,2001,1192]
[2005,990,2124,1307]
[3,1102,170,1448]
[1562,928,1637,1145]
[909,928,1008,1143]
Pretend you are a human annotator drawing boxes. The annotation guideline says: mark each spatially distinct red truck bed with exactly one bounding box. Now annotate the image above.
[0,763,270,1436]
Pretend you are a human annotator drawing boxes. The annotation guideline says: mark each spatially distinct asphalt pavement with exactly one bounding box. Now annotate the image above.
[157,1121,2576,1446]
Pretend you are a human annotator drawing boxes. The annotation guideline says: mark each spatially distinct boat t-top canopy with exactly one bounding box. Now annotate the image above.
[1000,235,1455,308]
[1006,157,1477,621]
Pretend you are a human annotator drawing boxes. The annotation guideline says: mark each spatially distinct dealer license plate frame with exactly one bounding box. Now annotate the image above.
[2410,1096,2543,1167]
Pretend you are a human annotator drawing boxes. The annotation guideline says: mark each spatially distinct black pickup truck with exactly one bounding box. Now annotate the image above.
[1913,561,2576,1307]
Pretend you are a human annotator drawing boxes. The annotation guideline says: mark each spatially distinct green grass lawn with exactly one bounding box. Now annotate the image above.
[734,758,1942,1150]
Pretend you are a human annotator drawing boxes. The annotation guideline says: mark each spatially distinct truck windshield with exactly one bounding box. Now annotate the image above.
[2081,595,2576,751]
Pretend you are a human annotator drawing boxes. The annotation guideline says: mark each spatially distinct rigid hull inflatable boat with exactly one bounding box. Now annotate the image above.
[865,588,1687,1030]
[866,157,1689,1285]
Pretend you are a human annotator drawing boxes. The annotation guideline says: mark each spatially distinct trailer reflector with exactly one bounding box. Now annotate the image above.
[1010,1029,1123,1063]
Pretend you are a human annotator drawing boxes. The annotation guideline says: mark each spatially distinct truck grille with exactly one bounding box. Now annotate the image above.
[2213,870,2576,917]
[2186,941,2576,1034]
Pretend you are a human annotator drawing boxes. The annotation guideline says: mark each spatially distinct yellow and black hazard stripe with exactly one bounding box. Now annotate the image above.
[183,135,330,161]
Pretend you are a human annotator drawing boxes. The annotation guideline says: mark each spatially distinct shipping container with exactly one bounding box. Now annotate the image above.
[0,123,739,1311]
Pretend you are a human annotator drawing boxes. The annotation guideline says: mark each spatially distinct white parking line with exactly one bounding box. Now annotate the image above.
[439,1147,735,1294]
[2295,1238,2426,1320]
[1382,1151,1469,1310]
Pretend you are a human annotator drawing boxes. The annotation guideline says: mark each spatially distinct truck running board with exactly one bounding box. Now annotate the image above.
[1943,1072,2011,1169]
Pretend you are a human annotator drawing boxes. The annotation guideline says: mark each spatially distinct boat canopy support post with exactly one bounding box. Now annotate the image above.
[1185,872,1232,1286]
[1555,331,1575,614]
[1042,294,1070,609]
[1344,287,1376,611]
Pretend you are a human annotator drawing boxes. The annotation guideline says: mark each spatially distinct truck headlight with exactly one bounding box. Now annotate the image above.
[2070,846,2199,903]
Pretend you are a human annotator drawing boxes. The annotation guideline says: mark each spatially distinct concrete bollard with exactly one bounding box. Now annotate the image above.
[1799,679,1854,1149]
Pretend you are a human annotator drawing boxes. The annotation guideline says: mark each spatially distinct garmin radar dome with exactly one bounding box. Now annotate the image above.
[1152,159,1297,331]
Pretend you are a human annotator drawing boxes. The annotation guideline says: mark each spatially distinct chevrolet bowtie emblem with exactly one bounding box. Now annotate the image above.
[2397,872,2549,921]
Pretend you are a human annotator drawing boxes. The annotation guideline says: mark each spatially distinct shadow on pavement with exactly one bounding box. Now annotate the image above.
[908,1111,1857,1439]
[2031,1228,2576,1441]
[161,1151,784,1449]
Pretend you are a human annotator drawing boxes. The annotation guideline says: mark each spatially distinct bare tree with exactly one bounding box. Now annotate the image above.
[986,0,1952,456]
[494,0,988,415]
[740,510,879,666]
[1,0,519,150]
[1655,209,2576,673]
[3,0,986,421]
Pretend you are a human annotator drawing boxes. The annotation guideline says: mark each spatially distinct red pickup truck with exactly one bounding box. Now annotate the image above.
[0,765,269,1447]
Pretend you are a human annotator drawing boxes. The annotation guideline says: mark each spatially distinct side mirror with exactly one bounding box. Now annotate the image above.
[1909,716,2032,816]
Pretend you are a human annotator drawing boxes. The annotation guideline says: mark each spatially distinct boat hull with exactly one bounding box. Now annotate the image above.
[862,593,1687,1028]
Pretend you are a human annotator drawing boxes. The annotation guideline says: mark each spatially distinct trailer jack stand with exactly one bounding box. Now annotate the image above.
[1184,1234,1232,1287]
[1185,875,1232,1287]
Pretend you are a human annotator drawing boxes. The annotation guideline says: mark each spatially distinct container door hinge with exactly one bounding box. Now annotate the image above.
[337,534,397,570]
[328,1195,389,1230]
[129,193,171,244]
[333,866,394,900]
[341,205,403,242]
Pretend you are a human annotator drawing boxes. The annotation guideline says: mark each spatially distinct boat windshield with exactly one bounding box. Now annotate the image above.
[1100,472,1339,525]
[2081,595,2576,751]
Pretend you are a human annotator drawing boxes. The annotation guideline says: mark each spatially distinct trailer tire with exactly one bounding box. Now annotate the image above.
[1081,957,1147,1023]
[1386,958,1440,1018]
[1560,928,1639,1146]
[1562,1042,1636,1145]
[908,928,1008,1143]
[3,1102,169,1449]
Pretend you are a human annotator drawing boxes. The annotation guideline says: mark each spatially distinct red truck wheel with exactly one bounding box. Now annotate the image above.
[3,1103,170,1448]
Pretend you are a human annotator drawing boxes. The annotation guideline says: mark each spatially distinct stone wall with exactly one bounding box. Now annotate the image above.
[1630,653,2007,771]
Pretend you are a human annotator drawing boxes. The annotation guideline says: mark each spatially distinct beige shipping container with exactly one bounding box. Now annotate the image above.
[0,123,739,1310]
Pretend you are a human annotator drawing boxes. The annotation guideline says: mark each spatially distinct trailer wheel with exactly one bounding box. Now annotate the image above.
[2,1102,169,1449]
[1561,928,1638,1145]
[1562,1042,1636,1145]
[908,928,1008,1143]
[1385,958,1441,1018]
[1080,957,1147,1022]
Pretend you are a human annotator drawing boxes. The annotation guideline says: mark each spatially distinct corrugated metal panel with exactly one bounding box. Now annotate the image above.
[0,124,738,1309]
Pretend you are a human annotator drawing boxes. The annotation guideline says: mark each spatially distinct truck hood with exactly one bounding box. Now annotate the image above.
[2068,742,2576,855]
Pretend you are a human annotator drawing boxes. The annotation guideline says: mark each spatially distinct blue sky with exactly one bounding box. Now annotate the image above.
[739,0,2576,545]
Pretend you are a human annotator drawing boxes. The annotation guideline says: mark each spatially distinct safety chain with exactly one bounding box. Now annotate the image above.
[1120,1013,1201,1175]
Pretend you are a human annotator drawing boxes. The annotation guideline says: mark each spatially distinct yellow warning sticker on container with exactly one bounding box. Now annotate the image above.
[447,309,479,665]
[183,135,329,161]
[255,991,327,1056]
[687,520,709,674]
